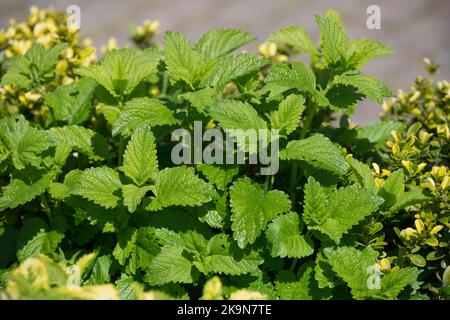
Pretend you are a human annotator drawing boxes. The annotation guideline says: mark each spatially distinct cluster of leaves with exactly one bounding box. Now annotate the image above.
[0,7,448,300]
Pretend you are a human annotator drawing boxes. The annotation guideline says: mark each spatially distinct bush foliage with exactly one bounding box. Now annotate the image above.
[0,7,448,300]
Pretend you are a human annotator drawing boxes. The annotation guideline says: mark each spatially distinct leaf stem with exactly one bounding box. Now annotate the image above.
[289,101,318,203]
[289,258,298,273]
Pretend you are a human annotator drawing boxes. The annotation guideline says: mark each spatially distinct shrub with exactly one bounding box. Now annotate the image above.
[0,7,448,300]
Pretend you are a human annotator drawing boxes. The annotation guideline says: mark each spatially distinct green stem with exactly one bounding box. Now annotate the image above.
[161,71,169,96]
[289,258,298,273]
[289,102,318,203]
[299,102,318,140]
[118,137,126,166]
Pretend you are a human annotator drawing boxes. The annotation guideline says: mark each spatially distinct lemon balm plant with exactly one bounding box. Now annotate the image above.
[0,7,448,300]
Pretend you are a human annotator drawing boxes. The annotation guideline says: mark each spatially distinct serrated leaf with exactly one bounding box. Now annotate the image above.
[209,99,268,132]
[347,157,377,194]
[324,246,378,299]
[269,94,305,135]
[202,53,268,89]
[126,227,161,274]
[379,170,404,208]
[267,26,318,59]
[45,78,96,125]
[0,171,52,212]
[146,166,216,211]
[1,43,66,89]
[266,212,314,258]
[144,247,196,285]
[325,246,421,299]
[315,14,349,66]
[333,72,392,103]
[164,31,201,86]
[71,167,122,209]
[77,48,159,97]
[121,126,158,186]
[388,188,430,214]
[49,125,102,160]
[122,184,151,213]
[302,177,331,226]
[230,177,291,248]
[0,115,53,169]
[347,38,393,68]
[113,228,138,265]
[196,164,239,191]
[194,28,255,59]
[356,121,404,147]
[112,98,179,137]
[195,234,263,276]
[179,87,217,114]
[89,255,113,284]
[16,218,64,262]
[265,61,316,93]
[284,134,346,175]
[116,274,141,300]
[303,177,383,243]
[275,264,315,300]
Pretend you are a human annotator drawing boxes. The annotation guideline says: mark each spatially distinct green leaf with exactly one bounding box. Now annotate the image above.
[49,125,103,161]
[122,184,151,213]
[113,228,137,265]
[89,254,113,284]
[194,28,255,59]
[266,212,314,258]
[209,99,268,132]
[275,264,315,299]
[378,170,404,208]
[267,26,318,59]
[44,78,96,125]
[77,48,158,97]
[116,274,141,300]
[265,61,316,93]
[164,31,201,86]
[230,177,291,248]
[378,267,422,299]
[347,157,377,194]
[347,38,393,68]
[195,234,263,276]
[146,166,216,211]
[179,87,217,114]
[315,14,349,66]
[196,164,239,191]
[302,177,330,226]
[388,189,430,214]
[324,246,378,299]
[269,94,305,135]
[284,134,346,175]
[0,171,52,212]
[202,53,268,89]
[121,126,158,186]
[112,98,179,137]
[71,167,122,209]
[144,246,196,285]
[1,43,66,89]
[303,177,383,243]
[356,121,404,147]
[126,227,161,274]
[16,218,64,262]
[0,115,53,169]
[333,72,392,103]
[325,246,421,299]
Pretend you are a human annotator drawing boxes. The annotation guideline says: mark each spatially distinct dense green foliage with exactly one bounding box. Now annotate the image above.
[0,7,448,300]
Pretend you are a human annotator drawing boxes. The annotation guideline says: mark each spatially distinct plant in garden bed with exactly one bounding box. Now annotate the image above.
[0,7,448,300]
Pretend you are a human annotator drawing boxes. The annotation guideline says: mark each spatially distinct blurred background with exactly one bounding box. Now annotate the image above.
[1,0,449,124]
